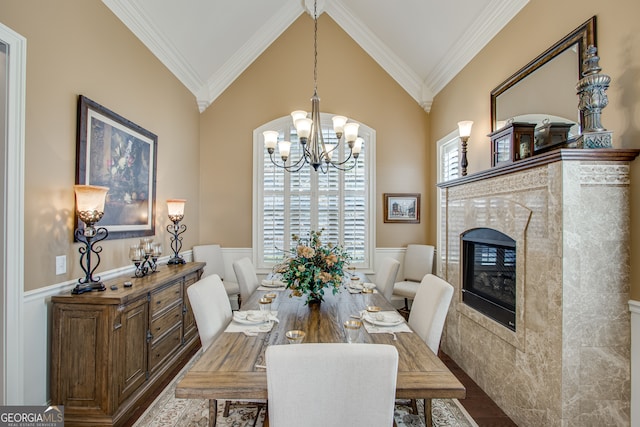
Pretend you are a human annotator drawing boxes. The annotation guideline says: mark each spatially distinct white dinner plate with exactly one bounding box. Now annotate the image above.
[233,311,266,325]
[363,312,404,327]
[261,279,285,288]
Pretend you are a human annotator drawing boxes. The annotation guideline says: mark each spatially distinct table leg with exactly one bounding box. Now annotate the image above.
[424,398,432,427]
[209,399,217,427]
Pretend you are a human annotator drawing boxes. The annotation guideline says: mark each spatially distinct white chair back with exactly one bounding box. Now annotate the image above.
[232,257,259,303]
[186,274,232,351]
[375,257,401,301]
[192,244,226,279]
[402,244,434,281]
[266,343,398,427]
[408,274,454,354]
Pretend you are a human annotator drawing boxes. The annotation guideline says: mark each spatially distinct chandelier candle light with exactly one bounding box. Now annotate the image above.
[457,121,473,176]
[167,199,186,265]
[72,185,109,294]
[263,0,362,173]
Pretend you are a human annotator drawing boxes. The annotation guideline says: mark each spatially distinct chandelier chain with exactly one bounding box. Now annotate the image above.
[313,0,318,93]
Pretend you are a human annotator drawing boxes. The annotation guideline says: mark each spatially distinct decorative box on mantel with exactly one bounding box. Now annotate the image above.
[488,122,536,167]
[437,148,639,426]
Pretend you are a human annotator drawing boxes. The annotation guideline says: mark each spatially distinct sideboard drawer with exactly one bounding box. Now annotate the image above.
[150,302,182,344]
[149,325,182,372]
[150,280,182,317]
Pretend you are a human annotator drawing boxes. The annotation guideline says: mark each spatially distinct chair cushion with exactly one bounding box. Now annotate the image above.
[393,280,420,298]
[222,280,240,295]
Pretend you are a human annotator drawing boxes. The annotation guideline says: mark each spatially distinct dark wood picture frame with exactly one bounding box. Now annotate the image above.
[76,95,157,240]
[383,193,420,224]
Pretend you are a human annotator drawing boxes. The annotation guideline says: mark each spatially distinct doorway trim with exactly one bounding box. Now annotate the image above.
[0,22,26,404]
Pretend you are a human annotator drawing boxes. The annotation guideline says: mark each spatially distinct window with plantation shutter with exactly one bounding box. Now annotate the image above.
[440,138,460,182]
[253,114,375,271]
[436,131,462,271]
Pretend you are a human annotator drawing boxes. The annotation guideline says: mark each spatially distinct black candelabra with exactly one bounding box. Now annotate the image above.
[130,238,162,277]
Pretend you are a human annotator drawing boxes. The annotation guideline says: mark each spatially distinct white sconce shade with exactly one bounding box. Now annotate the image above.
[291,110,307,123]
[74,185,109,214]
[457,121,473,138]
[278,140,291,159]
[343,122,360,143]
[263,130,279,150]
[353,137,363,155]
[295,118,313,139]
[331,115,348,135]
[167,199,186,217]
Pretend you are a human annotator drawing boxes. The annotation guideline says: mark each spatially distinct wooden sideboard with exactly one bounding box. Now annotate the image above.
[50,262,205,427]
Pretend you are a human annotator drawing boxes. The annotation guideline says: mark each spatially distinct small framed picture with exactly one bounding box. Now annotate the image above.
[383,193,420,224]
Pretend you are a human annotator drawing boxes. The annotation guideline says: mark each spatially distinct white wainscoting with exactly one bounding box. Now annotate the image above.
[22,247,408,404]
[631,299,640,426]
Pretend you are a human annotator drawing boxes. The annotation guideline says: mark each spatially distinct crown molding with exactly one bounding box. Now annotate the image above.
[326,1,429,111]
[102,0,204,95]
[199,1,303,112]
[425,0,529,95]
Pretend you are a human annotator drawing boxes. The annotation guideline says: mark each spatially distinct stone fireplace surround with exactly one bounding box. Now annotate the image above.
[437,149,638,426]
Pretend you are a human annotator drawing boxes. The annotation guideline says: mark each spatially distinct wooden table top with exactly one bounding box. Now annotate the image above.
[175,286,465,400]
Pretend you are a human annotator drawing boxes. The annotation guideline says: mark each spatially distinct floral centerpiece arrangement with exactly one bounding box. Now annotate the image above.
[276,229,350,305]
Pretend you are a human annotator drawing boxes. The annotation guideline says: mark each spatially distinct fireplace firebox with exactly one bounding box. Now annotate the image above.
[462,228,516,331]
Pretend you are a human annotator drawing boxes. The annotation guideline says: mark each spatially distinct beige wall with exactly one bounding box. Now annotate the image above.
[430,0,640,299]
[199,14,430,249]
[1,0,201,291]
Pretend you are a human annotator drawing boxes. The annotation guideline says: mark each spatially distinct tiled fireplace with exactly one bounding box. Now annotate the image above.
[438,149,638,426]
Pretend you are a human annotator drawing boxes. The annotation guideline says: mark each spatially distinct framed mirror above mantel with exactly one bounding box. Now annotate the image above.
[490,16,596,160]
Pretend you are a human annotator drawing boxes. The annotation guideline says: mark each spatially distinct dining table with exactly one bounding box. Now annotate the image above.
[175,277,466,427]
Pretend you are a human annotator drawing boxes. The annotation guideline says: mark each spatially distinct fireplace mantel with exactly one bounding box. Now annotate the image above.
[438,148,639,188]
[438,148,638,426]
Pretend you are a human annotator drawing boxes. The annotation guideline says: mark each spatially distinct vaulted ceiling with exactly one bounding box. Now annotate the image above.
[102,0,528,113]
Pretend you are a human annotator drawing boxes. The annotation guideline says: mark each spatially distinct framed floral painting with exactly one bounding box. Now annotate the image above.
[76,95,157,240]
[383,193,420,223]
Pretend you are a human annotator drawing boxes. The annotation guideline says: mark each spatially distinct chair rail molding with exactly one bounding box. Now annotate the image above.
[630,299,640,427]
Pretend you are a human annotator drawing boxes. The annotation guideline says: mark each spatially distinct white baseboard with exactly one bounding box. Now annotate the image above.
[630,300,640,426]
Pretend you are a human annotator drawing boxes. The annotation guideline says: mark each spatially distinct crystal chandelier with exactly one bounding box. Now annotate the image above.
[263,0,362,173]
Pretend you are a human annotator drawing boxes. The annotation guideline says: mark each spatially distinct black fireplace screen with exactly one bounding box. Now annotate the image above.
[462,228,516,331]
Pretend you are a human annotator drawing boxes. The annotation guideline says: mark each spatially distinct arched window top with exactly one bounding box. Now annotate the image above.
[252,113,376,271]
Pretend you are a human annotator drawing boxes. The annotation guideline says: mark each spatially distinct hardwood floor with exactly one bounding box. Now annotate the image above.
[440,352,517,427]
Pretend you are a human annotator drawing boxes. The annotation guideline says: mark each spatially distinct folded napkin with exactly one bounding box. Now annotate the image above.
[257,284,286,291]
[261,278,285,287]
[361,311,412,334]
[225,310,279,335]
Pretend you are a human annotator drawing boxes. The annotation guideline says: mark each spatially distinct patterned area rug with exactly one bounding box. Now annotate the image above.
[134,353,478,427]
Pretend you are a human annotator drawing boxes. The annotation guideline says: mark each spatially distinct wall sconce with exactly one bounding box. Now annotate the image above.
[129,238,162,277]
[72,185,109,294]
[167,199,186,265]
[457,121,473,176]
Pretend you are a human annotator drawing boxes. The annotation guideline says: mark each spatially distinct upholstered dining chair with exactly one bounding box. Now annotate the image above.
[266,343,398,427]
[406,273,454,426]
[192,244,240,309]
[232,257,260,309]
[374,257,401,301]
[187,274,265,426]
[392,244,435,313]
